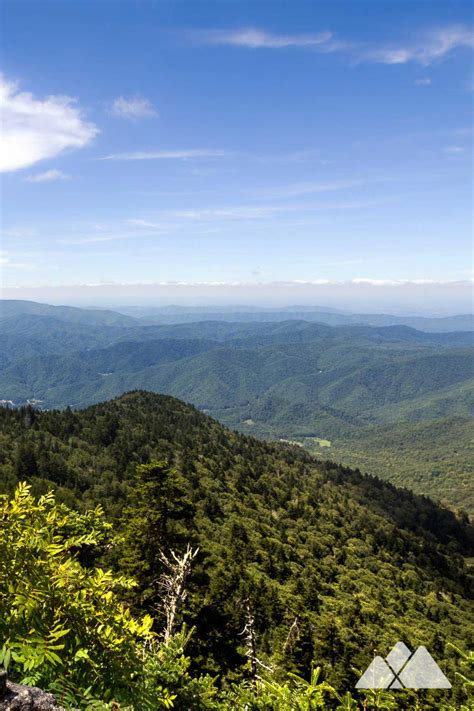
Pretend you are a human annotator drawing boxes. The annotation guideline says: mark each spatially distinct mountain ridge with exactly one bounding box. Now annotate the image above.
[0,389,472,697]
[2,298,473,332]
[1,306,472,513]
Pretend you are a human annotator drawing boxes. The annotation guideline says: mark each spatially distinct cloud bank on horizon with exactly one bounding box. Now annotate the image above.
[0,0,472,312]
[2,278,472,316]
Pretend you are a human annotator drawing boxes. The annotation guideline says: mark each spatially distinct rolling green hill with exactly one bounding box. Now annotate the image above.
[294,416,474,515]
[0,299,140,327]
[1,307,473,514]
[0,391,472,707]
[116,302,474,332]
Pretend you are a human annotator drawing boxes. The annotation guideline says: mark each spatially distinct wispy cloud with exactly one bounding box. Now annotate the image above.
[0,250,37,270]
[7,278,470,289]
[126,197,395,225]
[193,27,344,51]
[0,75,98,172]
[111,96,159,119]
[414,78,432,86]
[365,25,474,65]
[254,149,330,165]
[164,205,287,220]
[444,145,465,154]
[56,195,395,247]
[351,278,453,286]
[101,148,230,161]
[2,228,37,239]
[58,219,178,245]
[58,231,170,246]
[192,24,473,66]
[126,219,163,229]
[102,147,331,166]
[254,178,383,200]
[25,168,70,183]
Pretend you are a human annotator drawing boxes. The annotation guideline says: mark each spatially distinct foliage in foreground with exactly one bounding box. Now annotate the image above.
[1,392,472,694]
[0,482,213,708]
[0,482,472,710]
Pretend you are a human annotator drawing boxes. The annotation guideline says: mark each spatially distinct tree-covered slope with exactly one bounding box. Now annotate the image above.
[0,299,140,328]
[0,391,472,706]
[117,303,474,333]
[1,313,473,512]
[1,323,472,417]
[303,416,474,514]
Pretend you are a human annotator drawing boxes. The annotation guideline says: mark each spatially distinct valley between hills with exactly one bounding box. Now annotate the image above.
[1,299,473,516]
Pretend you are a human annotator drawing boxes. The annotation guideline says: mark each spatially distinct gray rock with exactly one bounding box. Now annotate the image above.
[0,672,65,711]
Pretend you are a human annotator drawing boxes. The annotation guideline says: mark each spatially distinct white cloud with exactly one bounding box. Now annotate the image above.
[25,168,70,183]
[111,96,159,119]
[0,76,98,172]
[444,145,465,153]
[414,78,432,86]
[2,228,37,238]
[101,149,230,161]
[59,223,176,245]
[255,149,328,164]
[194,24,473,66]
[255,178,382,200]
[119,197,393,229]
[352,278,446,286]
[58,196,391,246]
[364,25,474,65]
[195,27,341,50]
[6,278,469,289]
[127,219,163,228]
[58,233,159,246]
[164,205,286,220]
[0,250,36,270]
[163,197,392,221]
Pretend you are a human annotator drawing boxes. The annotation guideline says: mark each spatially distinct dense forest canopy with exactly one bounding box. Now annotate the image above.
[1,302,473,514]
[0,391,472,708]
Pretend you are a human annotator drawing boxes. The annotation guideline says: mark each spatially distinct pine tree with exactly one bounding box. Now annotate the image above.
[119,461,196,607]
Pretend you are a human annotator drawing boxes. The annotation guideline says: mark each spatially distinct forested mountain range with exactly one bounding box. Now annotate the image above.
[0,299,139,327]
[0,391,473,708]
[1,300,473,514]
[1,298,473,331]
[118,303,474,332]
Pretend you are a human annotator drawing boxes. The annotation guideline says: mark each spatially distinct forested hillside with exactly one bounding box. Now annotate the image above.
[313,416,474,514]
[0,391,472,708]
[1,306,472,513]
[2,298,473,331]
[0,299,139,327]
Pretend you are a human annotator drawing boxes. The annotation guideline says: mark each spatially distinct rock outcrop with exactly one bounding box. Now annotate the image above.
[0,671,65,711]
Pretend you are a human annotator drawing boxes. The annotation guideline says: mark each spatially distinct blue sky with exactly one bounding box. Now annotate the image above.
[1,0,472,311]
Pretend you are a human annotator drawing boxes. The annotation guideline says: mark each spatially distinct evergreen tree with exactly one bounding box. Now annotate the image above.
[119,460,196,606]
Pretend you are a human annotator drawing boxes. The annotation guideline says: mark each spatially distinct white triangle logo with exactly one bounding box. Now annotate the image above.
[356,642,451,689]
[355,656,393,689]
[399,646,452,689]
